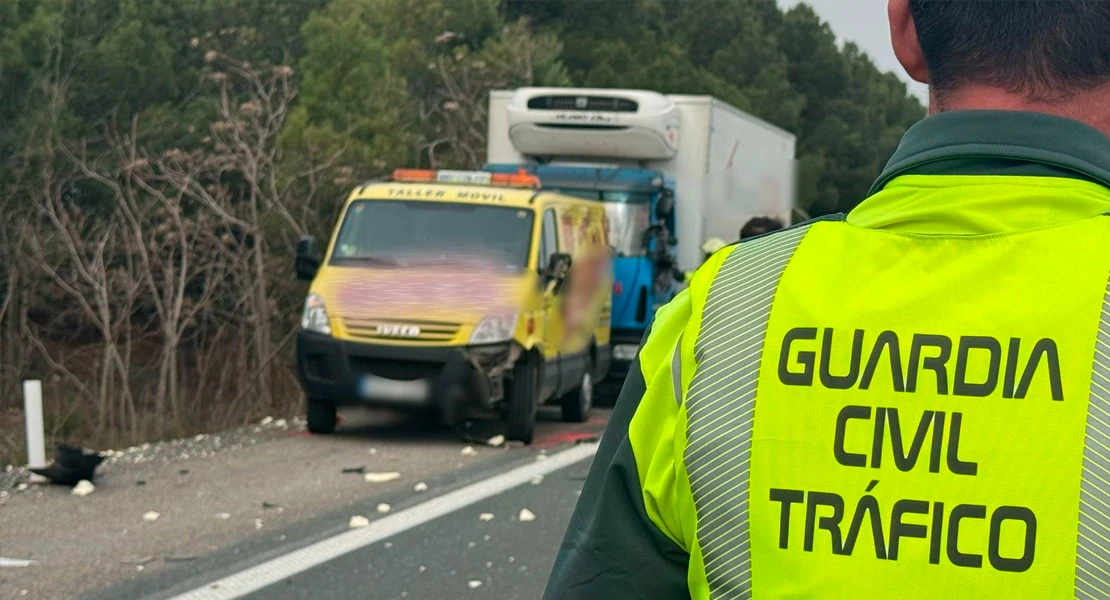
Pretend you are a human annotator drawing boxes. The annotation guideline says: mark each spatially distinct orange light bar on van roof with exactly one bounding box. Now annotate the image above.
[391,168,436,182]
[390,168,540,189]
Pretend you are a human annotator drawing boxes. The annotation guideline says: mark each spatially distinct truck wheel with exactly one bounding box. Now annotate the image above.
[306,398,337,434]
[561,360,593,423]
[506,359,538,444]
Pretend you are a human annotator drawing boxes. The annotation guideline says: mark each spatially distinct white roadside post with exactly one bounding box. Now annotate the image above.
[23,380,47,483]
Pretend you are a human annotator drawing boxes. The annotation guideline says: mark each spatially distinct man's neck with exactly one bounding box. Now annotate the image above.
[930,84,1110,138]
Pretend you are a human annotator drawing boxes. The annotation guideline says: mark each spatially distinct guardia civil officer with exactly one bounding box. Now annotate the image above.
[546,1,1110,598]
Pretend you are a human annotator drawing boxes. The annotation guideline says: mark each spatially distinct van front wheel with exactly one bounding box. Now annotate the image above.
[306,398,337,434]
[506,359,538,444]
[561,360,593,423]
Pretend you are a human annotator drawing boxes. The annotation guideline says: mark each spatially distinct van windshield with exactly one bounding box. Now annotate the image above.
[330,200,535,271]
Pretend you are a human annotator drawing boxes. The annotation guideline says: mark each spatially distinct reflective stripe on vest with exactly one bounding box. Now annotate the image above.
[1077,279,1110,598]
[685,225,812,599]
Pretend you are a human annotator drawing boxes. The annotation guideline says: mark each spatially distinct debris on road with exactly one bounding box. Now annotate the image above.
[467,580,483,589]
[349,515,370,529]
[535,454,548,461]
[213,512,231,520]
[486,434,505,447]
[179,469,190,475]
[363,471,401,483]
[461,446,477,456]
[142,511,161,522]
[135,480,146,486]
[419,565,426,573]
[368,447,378,455]
[518,508,536,522]
[0,557,37,568]
[193,434,206,442]
[165,553,201,562]
[71,479,96,497]
[413,482,428,492]
[341,466,366,474]
[377,503,391,514]
[253,518,264,530]
[260,416,273,425]
[31,444,105,486]
[262,501,283,512]
[274,419,288,429]
[479,513,494,521]
[530,475,544,485]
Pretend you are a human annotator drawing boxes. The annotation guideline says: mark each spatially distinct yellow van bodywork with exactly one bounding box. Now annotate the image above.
[295,180,612,428]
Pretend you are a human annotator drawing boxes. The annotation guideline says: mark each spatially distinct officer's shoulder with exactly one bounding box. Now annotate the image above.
[690,214,845,295]
[726,213,846,253]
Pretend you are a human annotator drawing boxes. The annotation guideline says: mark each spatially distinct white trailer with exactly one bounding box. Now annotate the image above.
[487,88,797,271]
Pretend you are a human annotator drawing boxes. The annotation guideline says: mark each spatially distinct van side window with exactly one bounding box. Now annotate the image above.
[540,209,558,270]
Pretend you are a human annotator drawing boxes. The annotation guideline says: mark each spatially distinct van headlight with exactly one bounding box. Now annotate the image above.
[300,293,332,336]
[469,313,518,345]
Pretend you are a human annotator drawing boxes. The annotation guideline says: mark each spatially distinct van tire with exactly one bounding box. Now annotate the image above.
[561,359,593,423]
[306,398,337,434]
[506,358,538,444]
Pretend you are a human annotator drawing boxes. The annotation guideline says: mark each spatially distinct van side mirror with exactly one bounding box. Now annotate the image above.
[295,235,322,281]
[544,252,573,294]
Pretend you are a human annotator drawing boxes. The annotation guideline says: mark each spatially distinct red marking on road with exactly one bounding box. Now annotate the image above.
[534,430,603,449]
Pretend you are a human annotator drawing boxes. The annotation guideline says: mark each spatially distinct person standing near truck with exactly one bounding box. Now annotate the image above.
[671,237,728,287]
[546,1,1110,597]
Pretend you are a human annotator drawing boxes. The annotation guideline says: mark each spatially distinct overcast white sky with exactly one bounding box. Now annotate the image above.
[781,0,930,104]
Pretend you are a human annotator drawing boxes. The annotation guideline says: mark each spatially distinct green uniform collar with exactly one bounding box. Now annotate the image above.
[870,110,1110,195]
[851,111,1110,235]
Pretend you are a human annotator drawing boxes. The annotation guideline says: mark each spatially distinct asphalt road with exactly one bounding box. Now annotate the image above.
[0,403,609,600]
[239,449,589,600]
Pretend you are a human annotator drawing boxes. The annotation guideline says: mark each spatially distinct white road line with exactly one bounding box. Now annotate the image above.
[165,443,599,600]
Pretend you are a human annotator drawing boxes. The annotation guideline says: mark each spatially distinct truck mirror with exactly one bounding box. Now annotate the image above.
[655,189,674,220]
[295,235,322,281]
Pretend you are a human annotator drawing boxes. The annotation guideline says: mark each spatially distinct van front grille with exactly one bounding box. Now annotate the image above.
[343,317,461,343]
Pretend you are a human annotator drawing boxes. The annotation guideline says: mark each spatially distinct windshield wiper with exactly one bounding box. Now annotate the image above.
[331,255,401,267]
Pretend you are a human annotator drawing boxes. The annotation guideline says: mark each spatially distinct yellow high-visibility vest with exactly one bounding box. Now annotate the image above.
[545,110,1110,600]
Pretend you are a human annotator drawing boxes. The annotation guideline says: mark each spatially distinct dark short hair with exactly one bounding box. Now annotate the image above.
[909,1,1110,98]
[740,217,784,240]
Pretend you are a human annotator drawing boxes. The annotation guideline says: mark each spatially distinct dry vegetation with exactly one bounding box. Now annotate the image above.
[0,58,331,461]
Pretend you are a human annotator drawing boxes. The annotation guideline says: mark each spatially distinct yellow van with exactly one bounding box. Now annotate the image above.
[293,169,612,443]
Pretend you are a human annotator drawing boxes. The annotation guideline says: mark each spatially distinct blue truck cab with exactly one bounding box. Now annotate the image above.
[485,163,679,373]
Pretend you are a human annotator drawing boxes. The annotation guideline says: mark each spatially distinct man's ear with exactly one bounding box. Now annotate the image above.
[889,0,929,84]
